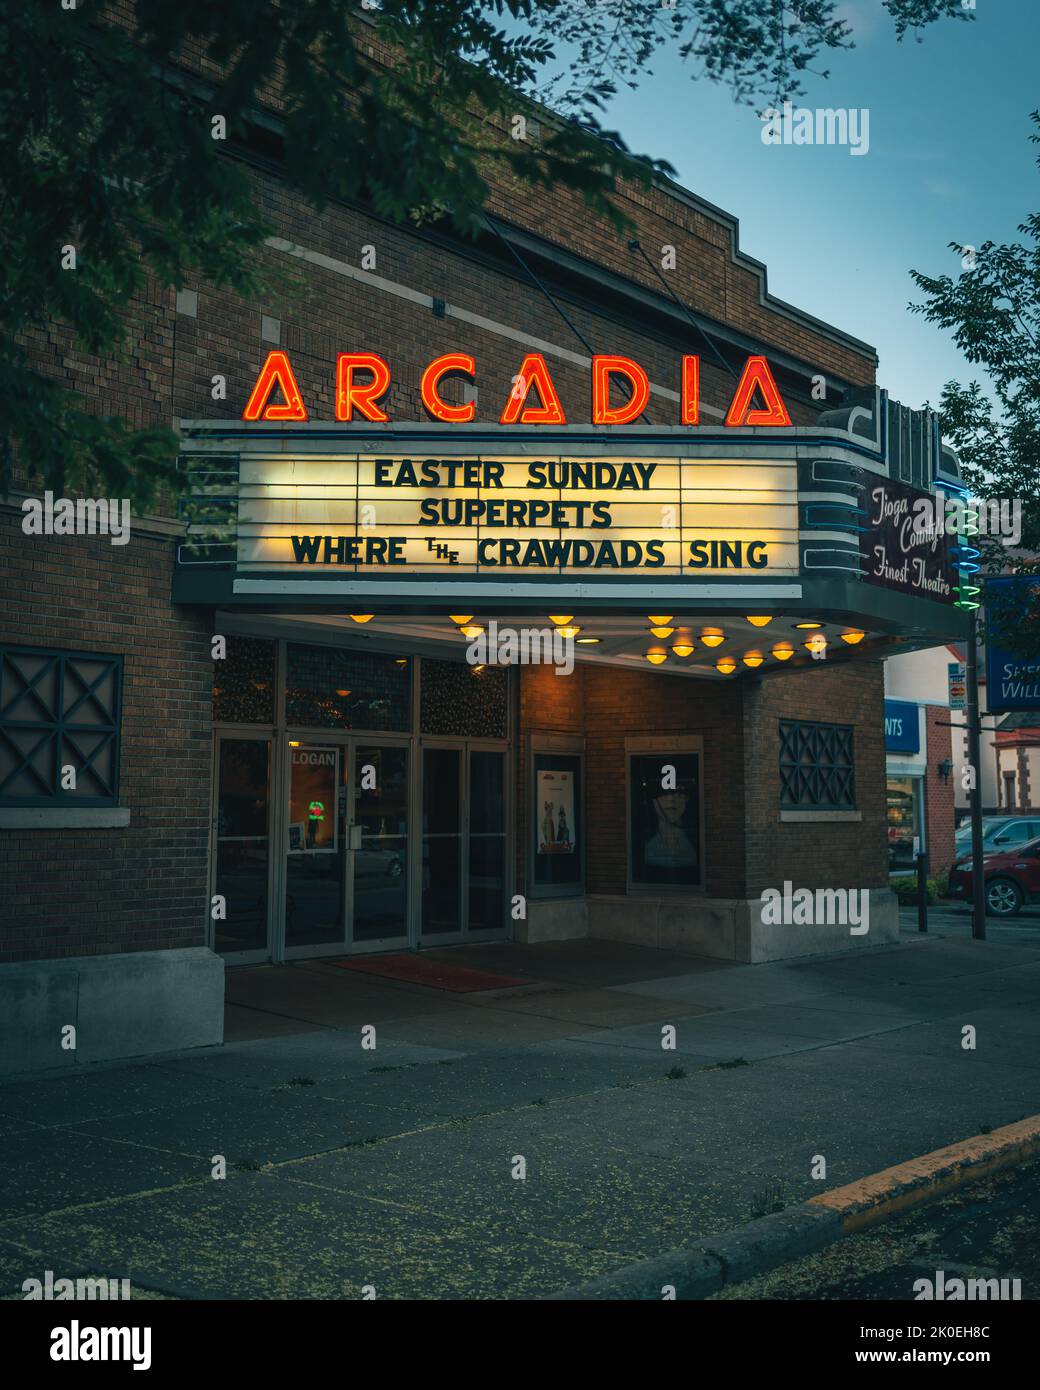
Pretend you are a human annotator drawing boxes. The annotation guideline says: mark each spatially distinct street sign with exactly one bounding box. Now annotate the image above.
[948,661,966,711]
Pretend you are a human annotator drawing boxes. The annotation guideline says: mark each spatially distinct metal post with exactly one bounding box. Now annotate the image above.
[916,850,929,933]
[966,609,987,940]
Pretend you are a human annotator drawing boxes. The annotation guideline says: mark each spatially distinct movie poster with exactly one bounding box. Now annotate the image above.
[629,752,701,888]
[287,745,339,852]
[536,768,575,855]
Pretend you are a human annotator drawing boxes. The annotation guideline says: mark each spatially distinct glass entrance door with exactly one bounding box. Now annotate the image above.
[212,734,272,960]
[282,738,410,958]
[420,744,509,942]
[351,743,410,949]
[284,741,346,955]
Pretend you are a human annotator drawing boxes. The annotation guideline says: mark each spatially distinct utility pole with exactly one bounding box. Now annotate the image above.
[965,604,987,940]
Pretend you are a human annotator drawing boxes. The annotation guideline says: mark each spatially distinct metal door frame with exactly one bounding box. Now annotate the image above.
[209,727,277,966]
[418,736,513,947]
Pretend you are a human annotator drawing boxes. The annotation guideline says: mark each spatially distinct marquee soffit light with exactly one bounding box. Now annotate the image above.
[576,636,600,644]
[700,629,725,647]
[645,649,668,665]
[350,614,374,623]
[742,652,765,667]
[771,644,794,661]
[671,642,695,657]
[716,657,737,674]
[795,621,822,629]
[449,615,474,625]
[459,624,484,639]
[650,626,675,639]
[548,615,573,626]
[556,626,581,639]
[745,615,772,627]
[840,631,866,645]
[647,616,673,626]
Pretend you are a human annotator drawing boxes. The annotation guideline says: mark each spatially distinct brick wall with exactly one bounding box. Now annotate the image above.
[5,23,885,963]
[0,513,212,963]
[18,158,852,477]
[742,660,889,894]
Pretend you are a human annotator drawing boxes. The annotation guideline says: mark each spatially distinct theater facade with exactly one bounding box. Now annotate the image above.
[0,102,969,1071]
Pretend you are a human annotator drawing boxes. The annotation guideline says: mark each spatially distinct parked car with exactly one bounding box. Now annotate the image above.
[355,845,403,878]
[948,835,1040,916]
[954,815,1040,858]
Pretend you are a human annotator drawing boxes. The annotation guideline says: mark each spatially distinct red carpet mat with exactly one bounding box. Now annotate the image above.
[328,953,534,992]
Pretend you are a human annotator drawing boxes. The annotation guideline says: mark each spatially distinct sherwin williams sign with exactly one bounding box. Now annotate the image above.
[986,576,1040,713]
[884,699,920,753]
[237,453,800,577]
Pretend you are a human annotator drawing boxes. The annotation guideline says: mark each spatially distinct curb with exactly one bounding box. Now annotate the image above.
[545,1114,1040,1300]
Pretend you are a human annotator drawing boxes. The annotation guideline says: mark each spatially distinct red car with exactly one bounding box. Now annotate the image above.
[947,836,1040,917]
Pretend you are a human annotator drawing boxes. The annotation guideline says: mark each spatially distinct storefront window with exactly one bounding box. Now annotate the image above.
[285,643,410,730]
[420,660,507,738]
[887,775,922,872]
[629,751,702,890]
[213,636,276,724]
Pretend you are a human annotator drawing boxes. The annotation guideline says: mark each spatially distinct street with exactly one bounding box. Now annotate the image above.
[712,1155,1040,1300]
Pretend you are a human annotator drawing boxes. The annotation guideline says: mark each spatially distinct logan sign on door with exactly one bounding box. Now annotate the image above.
[236,453,800,580]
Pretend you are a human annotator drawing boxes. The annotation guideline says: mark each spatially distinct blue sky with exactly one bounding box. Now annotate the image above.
[563,0,1038,411]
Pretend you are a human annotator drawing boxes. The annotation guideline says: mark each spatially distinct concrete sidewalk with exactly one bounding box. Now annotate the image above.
[2,931,1040,1299]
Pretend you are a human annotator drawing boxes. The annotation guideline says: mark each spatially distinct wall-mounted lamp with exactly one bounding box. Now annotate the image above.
[937,757,954,783]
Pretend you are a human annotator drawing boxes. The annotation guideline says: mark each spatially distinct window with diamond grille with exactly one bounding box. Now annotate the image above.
[0,646,123,807]
[778,720,855,810]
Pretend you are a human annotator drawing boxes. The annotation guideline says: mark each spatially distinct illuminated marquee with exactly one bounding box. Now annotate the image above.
[236,452,800,577]
[241,351,793,428]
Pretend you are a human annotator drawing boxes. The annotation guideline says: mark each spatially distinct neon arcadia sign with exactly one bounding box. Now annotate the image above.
[241,350,794,427]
